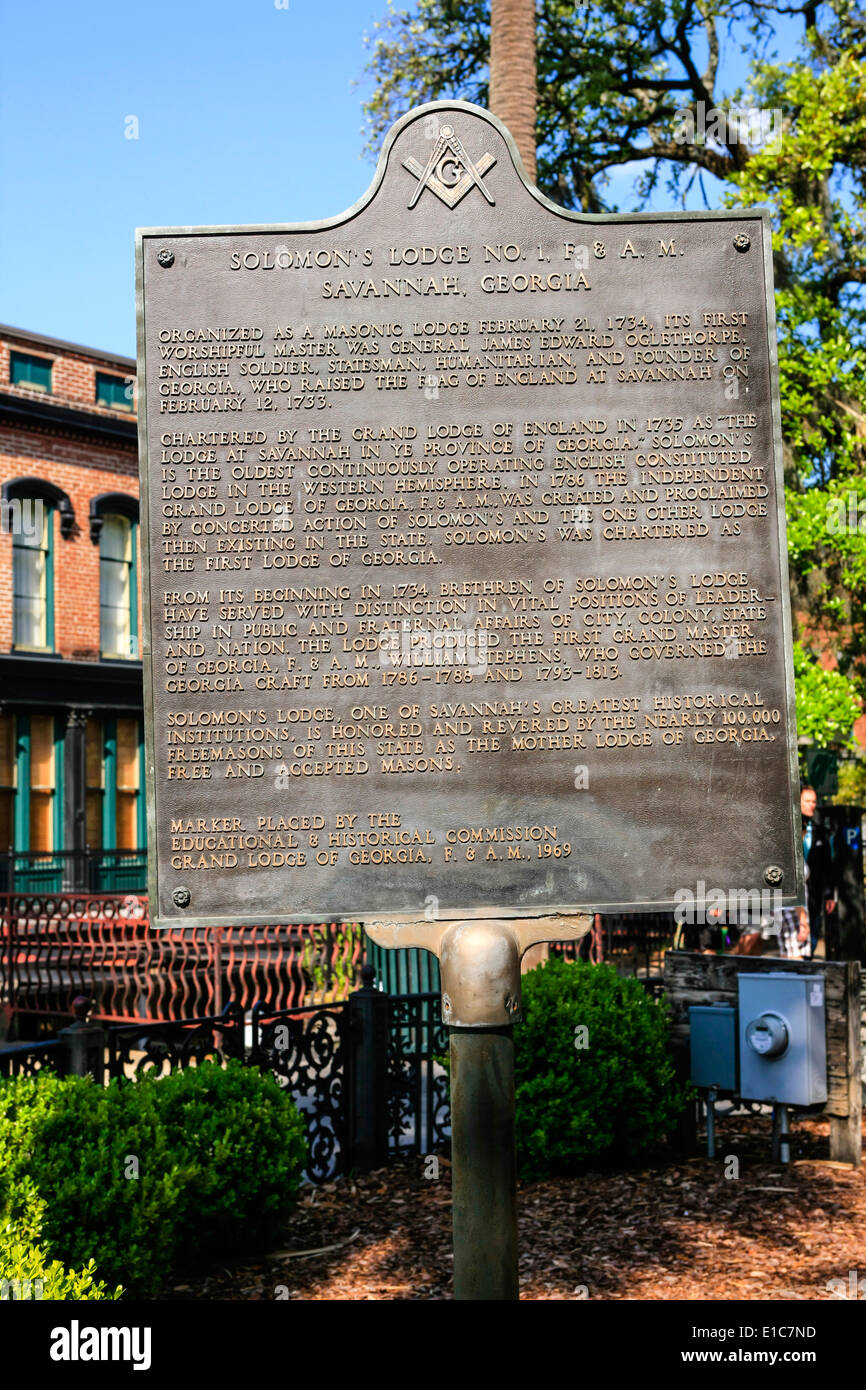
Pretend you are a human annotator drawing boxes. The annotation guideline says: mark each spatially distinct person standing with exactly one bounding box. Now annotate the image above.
[801,785,837,956]
[771,905,811,959]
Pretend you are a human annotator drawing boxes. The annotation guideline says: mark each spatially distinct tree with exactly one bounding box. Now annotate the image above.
[363,1,866,748]
[489,0,537,180]
[793,639,861,746]
[730,46,866,735]
[364,2,864,210]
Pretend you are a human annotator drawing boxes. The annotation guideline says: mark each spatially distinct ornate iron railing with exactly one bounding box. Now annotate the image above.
[1,886,675,1034]
[387,992,450,1158]
[0,894,364,1025]
[251,1001,349,1183]
[0,893,153,1022]
[106,1002,246,1081]
[0,1037,64,1079]
[0,848,147,894]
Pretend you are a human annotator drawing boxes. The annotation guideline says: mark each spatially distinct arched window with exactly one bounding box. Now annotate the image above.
[2,478,74,652]
[90,494,139,660]
[13,500,51,649]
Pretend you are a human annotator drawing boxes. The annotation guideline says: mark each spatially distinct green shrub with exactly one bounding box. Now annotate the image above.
[0,1060,307,1296]
[514,958,687,1180]
[301,923,362,997]
[150,1061,307,1255]
[0,1179,122,1301]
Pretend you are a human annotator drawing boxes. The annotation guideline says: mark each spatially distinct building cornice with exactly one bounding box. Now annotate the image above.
[0,323,135,372]
[0,392,138,446]
[0,653,143,713]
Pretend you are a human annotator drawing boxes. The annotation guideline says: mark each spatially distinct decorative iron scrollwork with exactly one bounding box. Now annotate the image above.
[251,1002,349,1184]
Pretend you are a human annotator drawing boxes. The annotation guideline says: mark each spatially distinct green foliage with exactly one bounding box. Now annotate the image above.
[0,1061,307,1296]
[793,640,862,747]
[363,2,866,727]
[726,43,866,715]
[514,958,687,1180]
[0,1179,122,1301]
[362,0,809,212]
[301,923,362,997]
[831,755,866,803]
[728,51,866,278]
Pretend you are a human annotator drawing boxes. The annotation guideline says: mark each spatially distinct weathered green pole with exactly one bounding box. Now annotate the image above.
[450,1025,518,1300]
[364,912,590,1302]
[438,920,522,1300]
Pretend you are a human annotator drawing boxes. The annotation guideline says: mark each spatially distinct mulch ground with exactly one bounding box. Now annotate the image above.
[164,1114,865,1301]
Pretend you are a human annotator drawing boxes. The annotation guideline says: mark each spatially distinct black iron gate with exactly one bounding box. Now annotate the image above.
[251,999,350,1182]
[3,971,452,1184]
[247,981,450,1180]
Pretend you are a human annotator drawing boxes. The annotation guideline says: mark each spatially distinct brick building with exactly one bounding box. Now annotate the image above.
[0,325,144,891]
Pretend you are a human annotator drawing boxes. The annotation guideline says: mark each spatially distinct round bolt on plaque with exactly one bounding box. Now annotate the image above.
[157,249,175,268]
[172,886,191,908]
[763,865,783,886]
[733,233,751,252]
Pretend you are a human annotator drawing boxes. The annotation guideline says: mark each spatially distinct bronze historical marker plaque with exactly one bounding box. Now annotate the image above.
[137,101,802,929]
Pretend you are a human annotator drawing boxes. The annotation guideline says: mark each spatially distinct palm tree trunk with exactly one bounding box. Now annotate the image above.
[489,0,537,183]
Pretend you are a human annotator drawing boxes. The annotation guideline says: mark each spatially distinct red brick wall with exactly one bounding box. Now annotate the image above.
[0,428,140,660]
[0,329,140,664]
[0,334,136,423]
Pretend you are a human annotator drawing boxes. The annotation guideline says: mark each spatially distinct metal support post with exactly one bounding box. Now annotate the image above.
[347,963,390,1172]
[364,910,591,1301]
[706,1086,717,1159]
[778,1104,791,1164]
[58,997,105,1081]
[771,1102,792,1164]
[450,1026,518,1300]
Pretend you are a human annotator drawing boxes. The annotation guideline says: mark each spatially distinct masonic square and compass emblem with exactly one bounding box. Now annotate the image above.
[403,124,496,208]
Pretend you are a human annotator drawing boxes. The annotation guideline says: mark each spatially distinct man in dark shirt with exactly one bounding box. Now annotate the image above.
[801,785,837,956]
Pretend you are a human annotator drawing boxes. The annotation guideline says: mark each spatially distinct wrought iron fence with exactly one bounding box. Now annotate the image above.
[0,983,452,1185]
[220,921,363,1013]
[0,1037,64,1079]
[0,894,364,1027]
[106,1002,247,1081]
[387,991,450,1158]
[0,849,147,895]
[552,911,674,984]
[251,1000,349,1183]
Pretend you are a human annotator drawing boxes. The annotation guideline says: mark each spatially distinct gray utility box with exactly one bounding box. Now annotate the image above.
[738,972,827,1106]
[689,1004,738,1092]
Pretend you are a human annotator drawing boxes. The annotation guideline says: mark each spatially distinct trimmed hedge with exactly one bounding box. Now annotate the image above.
[1,1179,122,1301]
[514,958,688,1179]
[0,1060,307,1296]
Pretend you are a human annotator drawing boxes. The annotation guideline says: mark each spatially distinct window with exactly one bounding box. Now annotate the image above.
[28,715,55,853]
[115,719,141,849]
[3,714,61,855]
[10,351,52,393]
[0,715,64,889]
[0,715,14,851]
[100,514,138,658]
[5,479,73,651]
[85,718,104,848]
[95,372,134,413]
[12,499,52,650]
[86,716,144,850]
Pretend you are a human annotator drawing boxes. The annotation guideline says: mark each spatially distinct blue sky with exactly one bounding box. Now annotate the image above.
[0,0,384,357]
[0,0,803,360]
